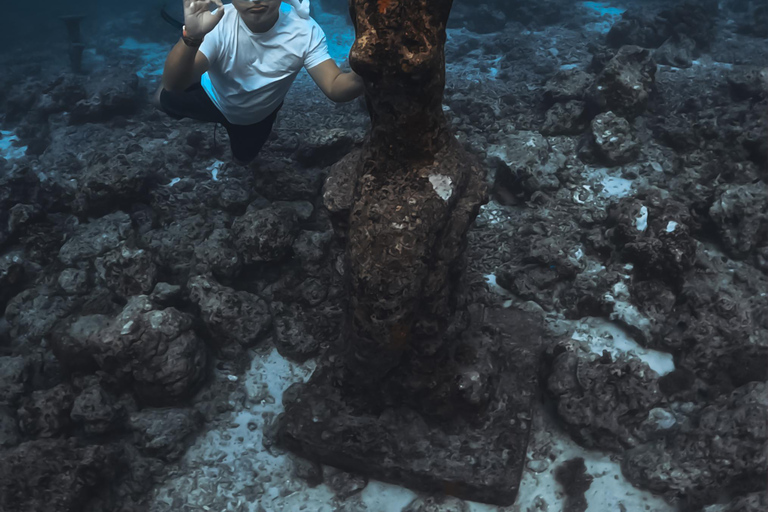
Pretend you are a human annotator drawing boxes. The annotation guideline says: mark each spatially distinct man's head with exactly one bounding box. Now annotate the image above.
[232,0,282,28]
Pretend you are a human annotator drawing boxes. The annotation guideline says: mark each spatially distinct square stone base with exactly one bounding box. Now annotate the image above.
[277,307,541,506]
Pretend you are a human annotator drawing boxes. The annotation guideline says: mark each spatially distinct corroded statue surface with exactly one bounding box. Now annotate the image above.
[344,0,487,380]
[278,0,540,505]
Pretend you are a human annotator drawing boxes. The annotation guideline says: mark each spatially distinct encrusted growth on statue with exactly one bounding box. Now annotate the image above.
[277,0,541,506]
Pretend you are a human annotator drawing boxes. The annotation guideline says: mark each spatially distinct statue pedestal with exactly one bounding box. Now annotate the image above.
[277,307,542,506]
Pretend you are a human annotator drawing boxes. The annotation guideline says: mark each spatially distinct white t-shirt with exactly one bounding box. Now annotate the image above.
[199,3,331,125]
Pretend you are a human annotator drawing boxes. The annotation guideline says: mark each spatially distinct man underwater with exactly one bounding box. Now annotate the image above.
[156,0,364,164]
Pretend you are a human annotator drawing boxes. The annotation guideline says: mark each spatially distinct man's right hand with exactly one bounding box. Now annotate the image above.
[183,0,225,39]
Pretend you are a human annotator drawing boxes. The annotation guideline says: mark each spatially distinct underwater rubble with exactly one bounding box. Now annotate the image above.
[0,0,767,511]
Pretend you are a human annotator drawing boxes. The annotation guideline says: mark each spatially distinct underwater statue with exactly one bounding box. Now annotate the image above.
[278,0,542,505]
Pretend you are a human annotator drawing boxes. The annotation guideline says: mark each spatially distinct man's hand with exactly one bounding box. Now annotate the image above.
[183,0,225,38]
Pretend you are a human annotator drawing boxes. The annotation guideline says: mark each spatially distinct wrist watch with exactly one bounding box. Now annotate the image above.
[182,25,204,48]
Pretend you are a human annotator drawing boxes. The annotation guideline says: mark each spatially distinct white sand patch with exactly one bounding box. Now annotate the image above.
[604,280,654,341]
[485,273,512,297]
[572,317,675,376]
[635,205,648,232]
[207,160,225,181]
[600,175,633,198]
[149,348,424,511]
[0,130,27,161]
[692,59,734,70]
[516,404,674,512]
[149,341,673,511]
[584,167,634,198]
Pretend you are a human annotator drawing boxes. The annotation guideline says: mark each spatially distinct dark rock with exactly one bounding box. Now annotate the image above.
[0,404,21,448]
[70,385,125,435]
[654,33,696,68]
[187,274,272,352]
[270,301,323,362]
[253,160,326,202]
[652,272,768,389]
[49,314,108,374]
[295,127,363,168]
[554,458,593,512]
[658,367,697,397]
[326,468,368,500]
[0,438,118,512]
[7,203,43,235]
[709,182,768,261]
[129,408,203,461]
[95,241,158,299]
[91,296,207,404]
[17,383,76,438]
[141,213,215,280]
[543,69,595,105]
[592,45,656,120]
[18,222,68,266]
[727,67,768,102]
[403,496,469,512]
[622,382,768,508]
[4,79,44,123]
[69,70,140,124]
[149,282,183,305]
[232,203,299,264]
[721,491,768,512]
[130,203,157,235]
[214,179,252,213]
[273,200,314,222]
[57,211,133,266]
[0,317,10,347]
[4,286,76,346]
[37,74,88,115]
[322,149,361,231]
[292,230,333,266]
[588,111,640,166]
[547,346,663,451]
[0,250,26,315]
[296,276,331,306]
[57,267,92,295]
[542,100,589,136]
[27,350,65,392]
[192,228,242,279]
[291,455,323,487]
[623,221,697,288]
[607,1,717,51]
[72,153,152,216]
[489,131,565,200]
[735,4,768,38]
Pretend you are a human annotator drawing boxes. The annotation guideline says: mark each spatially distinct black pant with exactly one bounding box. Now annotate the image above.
[159,83,281,163]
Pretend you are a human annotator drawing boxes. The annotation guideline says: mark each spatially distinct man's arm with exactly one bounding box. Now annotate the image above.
[162,42,210,92]
[162,0,223,92]
[307,60,365,103]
